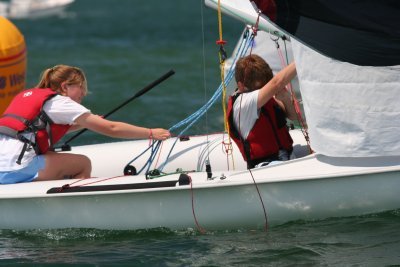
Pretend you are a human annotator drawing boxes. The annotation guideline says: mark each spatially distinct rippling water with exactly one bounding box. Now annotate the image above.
[1,210,400,266]
[3,0,400,265]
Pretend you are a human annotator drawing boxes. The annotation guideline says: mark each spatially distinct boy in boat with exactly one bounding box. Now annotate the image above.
[0,65,170,184]
[227,54,297,169]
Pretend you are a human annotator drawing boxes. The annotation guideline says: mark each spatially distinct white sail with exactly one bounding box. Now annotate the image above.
[204,0,287,38]
[292,39,400,157]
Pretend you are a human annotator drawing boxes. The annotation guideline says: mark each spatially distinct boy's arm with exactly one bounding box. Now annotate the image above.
[257,62,296,109]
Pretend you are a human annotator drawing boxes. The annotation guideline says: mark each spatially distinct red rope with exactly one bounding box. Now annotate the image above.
[221,131,234,170]
[59,175,127,191]
[153,140,164,169]
[249,11,261,55]
[248,169,268,232]
[188,175,207,234]
[221,140,233,170]
[275,40,312,150]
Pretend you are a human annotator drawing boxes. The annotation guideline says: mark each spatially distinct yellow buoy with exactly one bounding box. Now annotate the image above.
[0,16,27,114]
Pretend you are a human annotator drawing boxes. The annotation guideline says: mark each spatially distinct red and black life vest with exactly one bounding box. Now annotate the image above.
[0,88,70,163]
[227,92,293,168]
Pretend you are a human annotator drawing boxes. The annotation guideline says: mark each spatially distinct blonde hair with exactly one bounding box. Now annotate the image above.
[235,54,273,92]
[36,65,88,96]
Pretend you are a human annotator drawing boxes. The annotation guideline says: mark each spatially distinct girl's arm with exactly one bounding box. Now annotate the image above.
[74,113,170,140]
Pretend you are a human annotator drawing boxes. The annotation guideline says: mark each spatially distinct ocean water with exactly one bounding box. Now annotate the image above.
[13,0,242,145]
[1,211,400,266]
[2,0,400,266]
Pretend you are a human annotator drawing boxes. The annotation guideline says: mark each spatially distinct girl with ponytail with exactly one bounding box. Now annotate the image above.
[0,65,170,184]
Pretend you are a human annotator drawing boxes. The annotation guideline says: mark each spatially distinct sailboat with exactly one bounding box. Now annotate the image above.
[0,0,74,19]
[0,0,399,231]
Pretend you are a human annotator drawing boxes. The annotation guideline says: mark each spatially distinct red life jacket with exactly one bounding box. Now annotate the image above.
[0,88,70,160]
[227,92,293,167]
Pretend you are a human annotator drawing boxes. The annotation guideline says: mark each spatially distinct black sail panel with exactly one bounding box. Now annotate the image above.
[252,0,400,66]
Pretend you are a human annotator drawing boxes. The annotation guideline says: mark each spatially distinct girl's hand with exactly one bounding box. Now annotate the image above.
[150,128,171,141]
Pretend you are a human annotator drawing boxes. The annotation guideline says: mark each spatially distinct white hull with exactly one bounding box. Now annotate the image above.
[1,130,399,230]
[0,0,74,19]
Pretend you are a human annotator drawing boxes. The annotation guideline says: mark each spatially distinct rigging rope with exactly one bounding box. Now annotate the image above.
[124,29,255,175]
[188,174,207,234]
[200,0,211,171]
[216,0,236,170]
[216,0,228,132]
[271,35,312,152]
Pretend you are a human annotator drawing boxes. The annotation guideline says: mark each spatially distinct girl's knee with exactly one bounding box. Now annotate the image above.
[41,153,92,180]
[75,154,92,178]
[79,154,91,167]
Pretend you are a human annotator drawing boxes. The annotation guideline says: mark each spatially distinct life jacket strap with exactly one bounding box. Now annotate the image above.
[15,134,39,165]
[0,130,40,157]
[16,142,29,165]
[0,126,18,138]
[0,113,29,124]
[37,110,54,149]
